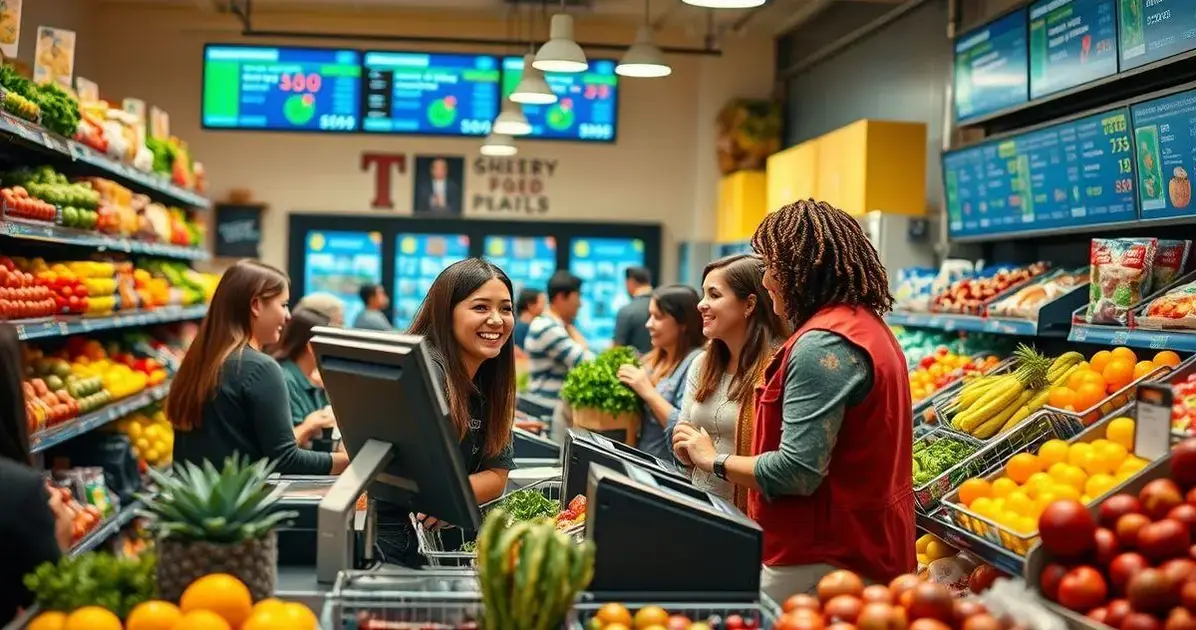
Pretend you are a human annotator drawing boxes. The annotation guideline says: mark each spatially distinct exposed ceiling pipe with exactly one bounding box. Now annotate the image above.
[773,0,836,37]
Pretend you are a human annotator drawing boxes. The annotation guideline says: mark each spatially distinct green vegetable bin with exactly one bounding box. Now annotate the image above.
[913,428,982,512]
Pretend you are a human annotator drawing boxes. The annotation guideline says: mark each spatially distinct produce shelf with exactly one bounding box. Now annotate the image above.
[916,510,1024,576]
[7,304,207,341]
[29,381,171,454]
[1067,322,1196,351]
[69,499,142,557]
[887,280,1085,338]
[0,112,211,209]
[0,218,210,260]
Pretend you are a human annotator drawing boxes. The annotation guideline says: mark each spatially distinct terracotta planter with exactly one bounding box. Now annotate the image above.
[572,407,641,447]
[157,530,278,602]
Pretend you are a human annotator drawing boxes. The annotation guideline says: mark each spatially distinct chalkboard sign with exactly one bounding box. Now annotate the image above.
[214,204,264,259]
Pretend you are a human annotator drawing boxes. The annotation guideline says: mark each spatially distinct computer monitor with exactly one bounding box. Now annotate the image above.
[309,326,480,531]
[561,427,689,500]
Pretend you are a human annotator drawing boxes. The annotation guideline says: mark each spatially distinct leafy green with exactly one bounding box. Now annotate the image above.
[912,435,977,486]
[560,346,641,415]
[29,82,79,137]
[24,551,157,619]
[496,488,560,523]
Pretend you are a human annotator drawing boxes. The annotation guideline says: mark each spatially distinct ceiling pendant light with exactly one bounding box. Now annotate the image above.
[480,133,518,157]
[510,53,558,105]
[534,13,588,73]
[681,0,765,7]
[492,100,531,136]
[617,18,671,78]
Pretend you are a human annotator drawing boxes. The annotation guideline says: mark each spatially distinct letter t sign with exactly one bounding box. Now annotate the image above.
[362,153,407,210]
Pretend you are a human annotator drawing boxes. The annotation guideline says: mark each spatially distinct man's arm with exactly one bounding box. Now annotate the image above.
[535,320,594,368]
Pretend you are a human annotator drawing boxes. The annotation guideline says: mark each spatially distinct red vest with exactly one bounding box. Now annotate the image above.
[748,305,916,583]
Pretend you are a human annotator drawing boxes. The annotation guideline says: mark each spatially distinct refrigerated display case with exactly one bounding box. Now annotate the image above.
[568,237,645,350]
[483,235,557,296]
[302,230,384,326]
[393,233,471,330]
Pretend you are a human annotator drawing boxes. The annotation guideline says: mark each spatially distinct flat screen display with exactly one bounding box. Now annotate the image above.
[393,234,471,330]
[1028,0,1119,99]
[1119,0,1196,70]
[955,9,1030,121]
[362,51,500,136]
[501,57,618,142]
[568,237,645,350]
[303,231,383,326]
[484,236,557,297]
[203,45,362,132]
[1132,88,1196,218]
[944,107,1138,238]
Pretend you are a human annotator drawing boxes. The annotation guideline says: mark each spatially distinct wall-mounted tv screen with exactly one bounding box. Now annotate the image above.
[202,45,362,132]
[1132,88,1196,219]
[954,9,1030,121]
[500,56,618,142]
[1119,0,1196,70]
[362,51,501,136]
[1028,0,1118,99]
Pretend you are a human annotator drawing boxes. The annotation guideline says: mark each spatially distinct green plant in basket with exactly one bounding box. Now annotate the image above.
[560,346,641,415]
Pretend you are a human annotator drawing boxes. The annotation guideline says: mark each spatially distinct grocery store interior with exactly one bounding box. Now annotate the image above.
[6,0,1196,628]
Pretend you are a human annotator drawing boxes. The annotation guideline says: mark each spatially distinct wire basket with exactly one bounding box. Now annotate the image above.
[323,569,484,629]
[911,353,1004,416]
[931,357,1017,439]
[1042,364,1172,429]
[913,428,984,512]
[567,599,781,629]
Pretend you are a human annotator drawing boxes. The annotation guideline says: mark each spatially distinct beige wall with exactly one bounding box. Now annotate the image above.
[70,3,774,279]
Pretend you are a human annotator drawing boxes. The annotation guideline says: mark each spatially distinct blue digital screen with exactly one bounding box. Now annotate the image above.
[393,233,471,330]
[1029,0,1118,99]
[303,231,383,326]
[1119,0,1196,70]
[202,46,362,132]
[944,107,1138,238]
[362,51,500,136]
[955,9,1029,121]
[715,241,753,259]
[568,237,645,350]
[501,57,618,142]
[1131,89,1196,218]
[484,236,557,297]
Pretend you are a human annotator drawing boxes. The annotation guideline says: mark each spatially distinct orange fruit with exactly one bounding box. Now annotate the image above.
[251,599,288,616]
[1103,359,1135,393]
[991,477,1018,499]
[958,478,992,506]
[63,607,122,630]
[1048,387,1077,409]
[1106,416,1136,450]
[27,611,66,630]
[1155,350,1182,368]
[1090,350,1113,373]
[1038,440,1070,467]
[1134,360,1157,380]
[242,603,318,630]
[172,610,232,630]
[179,573,253,629]
[1006,453,1042,484]
[1111,346,1138,364]
[1074,382,1107,411]
[126,600,182,630]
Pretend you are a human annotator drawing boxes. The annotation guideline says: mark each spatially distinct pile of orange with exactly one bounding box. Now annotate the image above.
[1046,348,1180,412]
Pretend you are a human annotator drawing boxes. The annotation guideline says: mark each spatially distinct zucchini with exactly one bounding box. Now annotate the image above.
[533,531,574,630]
[513,519,554,626]
[487,521,532,629]
[476,509,507,627]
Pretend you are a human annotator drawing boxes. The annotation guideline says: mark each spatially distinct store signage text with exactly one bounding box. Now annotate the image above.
[471,157,557,215]
[362,152,408,210]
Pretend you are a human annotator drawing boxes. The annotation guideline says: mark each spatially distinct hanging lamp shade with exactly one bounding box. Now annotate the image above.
[533,14,588,73]
[681,0,765,6]
[616,26,671,78]
[492,100,532,136]
[480,133,518,157]
[510,54,558,105]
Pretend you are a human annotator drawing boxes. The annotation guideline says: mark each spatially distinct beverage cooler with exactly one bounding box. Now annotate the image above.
[288,215,661,340]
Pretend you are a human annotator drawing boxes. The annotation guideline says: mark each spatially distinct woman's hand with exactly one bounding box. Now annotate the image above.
[46,485,74,552]
[680,427,717,473]
[672,422,697,466]
[617,364,652,395]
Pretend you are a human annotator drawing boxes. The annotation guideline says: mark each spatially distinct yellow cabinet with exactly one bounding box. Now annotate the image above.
[766,140,818,212]
[814,119,927,217]
[716,171,767,242]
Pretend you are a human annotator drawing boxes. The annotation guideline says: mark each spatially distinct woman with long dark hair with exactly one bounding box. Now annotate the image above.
[671,255,788,511]
[271,307,337,450]
[168,260,348,475]
[375,257,517,566]
[615,284,706,461]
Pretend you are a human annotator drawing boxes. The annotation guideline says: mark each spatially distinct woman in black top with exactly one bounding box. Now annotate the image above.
[0,324,73,623]
[376,258,517,566]
[270,308,337,451]
[167,260,348,475]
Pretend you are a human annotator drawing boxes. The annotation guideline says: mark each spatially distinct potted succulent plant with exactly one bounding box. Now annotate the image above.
[141,456,296,602]
[561,346,643,446]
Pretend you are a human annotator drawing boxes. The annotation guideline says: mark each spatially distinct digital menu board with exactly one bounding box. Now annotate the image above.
[484,236,557,297]
[715,241,753,259]
[568,237,645,349]
[363,52,500,136]
[303,231,383,326]
[203,45,362,132]
[1119,0,1196,70]
[944,107,1138,238]
[501,57,618,142]
[955,9,1030,121]
[393,233,471,330]
[1029,0,1118,99]
[1131,89,1196,218]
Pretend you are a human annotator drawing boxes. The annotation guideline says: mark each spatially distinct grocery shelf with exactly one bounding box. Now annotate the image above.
[69,499,142,557]
[29,381,171,454]
[9,304,207,341]
[0,112,211,209]
[0,218,210,260]
[916,511,1024,576]
[888,282,1085,339]
[1067,323,1196,352]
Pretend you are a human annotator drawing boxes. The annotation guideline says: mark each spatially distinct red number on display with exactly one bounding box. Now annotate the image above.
[279,72,323,93]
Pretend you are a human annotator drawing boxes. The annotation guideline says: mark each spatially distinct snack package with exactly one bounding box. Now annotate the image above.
[1153,240,1191,292]
[1141,279,1196,330]
[893,266,937,312]
[1086,238,1157,325]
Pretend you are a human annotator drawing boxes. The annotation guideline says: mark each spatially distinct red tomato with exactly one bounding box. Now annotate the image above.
[1040,500,1097,558]
[1058,566,1108,612]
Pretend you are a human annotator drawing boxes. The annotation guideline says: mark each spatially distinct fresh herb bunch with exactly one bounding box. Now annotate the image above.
[560,346,641,415]
[497,488,560,523]
[24,551,157,619]
[912,435,977,486]
[29,82,79,137]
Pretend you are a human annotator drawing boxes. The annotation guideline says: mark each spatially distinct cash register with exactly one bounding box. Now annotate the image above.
[308,327,482,583]
[562,427,689,501]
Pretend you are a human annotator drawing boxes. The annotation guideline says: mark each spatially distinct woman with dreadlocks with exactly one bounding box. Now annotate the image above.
[675,199,915,600]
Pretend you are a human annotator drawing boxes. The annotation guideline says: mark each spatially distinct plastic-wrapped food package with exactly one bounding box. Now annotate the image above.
[988,269,1089,319]
[1140,279,1196,329]
[1085,238,1157,325]
[1153,240,1191,292]
[893,266,938,312]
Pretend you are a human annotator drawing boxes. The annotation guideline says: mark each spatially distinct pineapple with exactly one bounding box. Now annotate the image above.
[141,456,296,602]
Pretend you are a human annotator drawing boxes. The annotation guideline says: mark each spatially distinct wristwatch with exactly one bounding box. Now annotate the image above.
[713,454,730,480]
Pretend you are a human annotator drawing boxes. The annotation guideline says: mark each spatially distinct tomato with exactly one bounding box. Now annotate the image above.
[1165,608,1196,630]
[1117,513,1153,549]
[776,609,825,630]
[1127,568,1177,615]
[1039,499,1097,558]
[1139,519,1190,562]
[1142,479,1186,520]
[823,596,863,624]
[1100,494,1143,529]
[1095,528,1122,566]
[968,565,1000,594]
[1104,599,1131,628]
[857,603,904,630]
[1040,563,1069,600]
[784,595,822,614]
[1123,612,1162,630]
[906,583,954,624]
[888,575,921,603]
[818,571,865,604]
[1173,439,1196,490]
[1058,566,1108,612]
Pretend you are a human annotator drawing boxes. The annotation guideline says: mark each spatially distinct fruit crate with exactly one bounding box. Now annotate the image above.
[1146,354,1196,441]
[930,263,1052,316]
[322,568,485,629]
[940,404,1141,557]
[565,599,781,629]
[930,357,1018,439]
[912,352,1005,416]
[913,427,984,512]
[1043,363,1173,430]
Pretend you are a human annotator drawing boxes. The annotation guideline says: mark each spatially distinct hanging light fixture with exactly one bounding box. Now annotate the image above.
[534,12,588,73]
[492,100,532,136]
[480,133,518,157]
[510,53,558,105]
[617,1,671,79]
[681,0,765,7]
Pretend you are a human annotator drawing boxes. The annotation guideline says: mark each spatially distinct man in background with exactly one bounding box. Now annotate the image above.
[525,271,593,402]
[353,284,392,331]
[295,292,345,326]
[414,157,461,215]
[612,266,653,354]
[513,288,545,351]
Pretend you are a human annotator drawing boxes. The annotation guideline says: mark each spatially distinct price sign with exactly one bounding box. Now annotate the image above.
[1073,326,1089,342]
[1149,334,1171,350]
[1135,383,1174,461]
[1112,330,1130,345]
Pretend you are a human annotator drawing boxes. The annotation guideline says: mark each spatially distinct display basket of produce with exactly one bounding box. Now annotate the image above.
[930,262,1051,316]
[565,599,781,629]
[1153,354,1196,440]
[1043,363,1173,430]
[941,403,1149,557]
[415,478,586,568]
[0,86,42,125]
[323,568,484,629]
[913,427,983,512]
[931,346,1066,441]
[911,352,1005,416]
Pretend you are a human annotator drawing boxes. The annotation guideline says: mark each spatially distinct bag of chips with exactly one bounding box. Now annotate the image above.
[1153,240,1191,292]
[1086,238,1157,326]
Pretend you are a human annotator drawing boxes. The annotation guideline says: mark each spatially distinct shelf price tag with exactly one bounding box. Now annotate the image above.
[1136,383,1174,461]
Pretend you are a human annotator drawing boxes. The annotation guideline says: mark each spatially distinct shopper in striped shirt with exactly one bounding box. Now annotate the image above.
[524,270,594,401]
